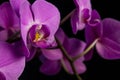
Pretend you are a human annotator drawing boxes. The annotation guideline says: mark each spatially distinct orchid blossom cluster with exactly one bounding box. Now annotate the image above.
[0,0,120,80]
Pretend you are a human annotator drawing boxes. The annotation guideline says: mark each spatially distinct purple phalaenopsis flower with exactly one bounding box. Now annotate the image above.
[85,10,120,60]
[18,0,60,58]
[0,41,25,80]
[39,28,86,75]
[71,0,92,34]
[0,2,31,60]
[0,3,26,77]
[0,2,19,41]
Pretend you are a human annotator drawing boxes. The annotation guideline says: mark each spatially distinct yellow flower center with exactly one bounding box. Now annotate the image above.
[33,31,44,42]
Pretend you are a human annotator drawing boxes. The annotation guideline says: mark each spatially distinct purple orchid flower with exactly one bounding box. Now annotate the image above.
[18,0,60,59]
[71,0,92,34]
[39,28,86,75]
[0,2,32,61]
[85,10,120,60]
[0,2,19,41]
[0,41,25,80]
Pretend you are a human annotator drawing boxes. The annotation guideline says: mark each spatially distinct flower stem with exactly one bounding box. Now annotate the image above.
[61,59,70,74]
[60,9,75,25]
[73,38,99,61]
[55,37,82,80]
[71,62,82,80]
[55,37,72,61]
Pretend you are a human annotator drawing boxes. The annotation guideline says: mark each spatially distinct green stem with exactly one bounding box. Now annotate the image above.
[73,38,99,61]
[55,37,82,80]
[60,9,75,25]
[71,62,82,80]
[61,59,70,74]
[55,37,72,61]
[61,59,82,80]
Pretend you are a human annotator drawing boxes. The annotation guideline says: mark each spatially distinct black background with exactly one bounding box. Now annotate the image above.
[1,0,120,80]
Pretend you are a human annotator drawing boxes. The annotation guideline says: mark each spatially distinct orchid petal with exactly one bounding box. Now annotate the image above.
[12,40,36,60]
[102,18,120,44]
[41,48,63,60]
[0,57,25,80]
[0,42,25,79]
[73,0,91,10]
[32,0,60,37]
[96,38,120,59]
[0,2,19,29]
[20,1,34,57]
[74,58,86,74]
[40,60,61,75]
[64,57,86,74]
[20,1,33,26]
[71,10,80,34]
[64,38,86,57]
[10,0,26,16]
[55,28,67,44]
[0,30,8,41]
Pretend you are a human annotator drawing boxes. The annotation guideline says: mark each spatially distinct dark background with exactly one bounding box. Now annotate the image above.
[1,0,120,80]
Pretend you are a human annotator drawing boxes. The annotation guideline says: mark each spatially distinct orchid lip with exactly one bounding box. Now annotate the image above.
[81,8,91,23]
[28,24,50,48]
